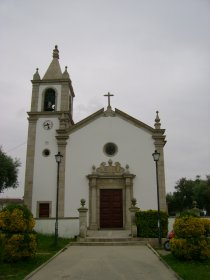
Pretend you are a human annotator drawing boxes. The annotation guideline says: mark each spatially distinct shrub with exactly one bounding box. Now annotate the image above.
[0,204,37,262]
[0,232,5,262]
[171,216,210,260]
[170,237,210,260]
[135,210,168,238]
[180,210,199,217]
[202,219,210,236]
[0,204,35,232]
[174,217,205,238]
[3,233,37,262]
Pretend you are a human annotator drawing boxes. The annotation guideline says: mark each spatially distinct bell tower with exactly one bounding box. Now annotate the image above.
[24,46,75,214]
[30,45,75,118]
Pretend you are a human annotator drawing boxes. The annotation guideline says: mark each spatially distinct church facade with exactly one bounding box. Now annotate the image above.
[24,46,167,237]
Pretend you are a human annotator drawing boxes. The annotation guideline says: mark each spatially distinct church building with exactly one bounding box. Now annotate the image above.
[24,46,167,237]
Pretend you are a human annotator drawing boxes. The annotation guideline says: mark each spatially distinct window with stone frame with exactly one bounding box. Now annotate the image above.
[39,202,50,218]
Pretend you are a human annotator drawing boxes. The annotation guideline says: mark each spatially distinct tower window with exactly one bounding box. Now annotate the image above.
[44,88,56,111]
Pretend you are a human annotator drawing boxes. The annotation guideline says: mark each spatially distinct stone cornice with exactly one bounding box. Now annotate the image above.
[56,134,69,146]
[87,174,135,179]
[152,117,167,146]
[31,79,75,97]
[152,132,167,146]
[27,115,38,122]
[69,107,162,135]
[27,111,73,120]
[115,108,155,133]
[69,108,104,134]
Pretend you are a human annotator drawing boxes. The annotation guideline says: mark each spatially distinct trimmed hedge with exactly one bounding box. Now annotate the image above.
[135,210,168,238]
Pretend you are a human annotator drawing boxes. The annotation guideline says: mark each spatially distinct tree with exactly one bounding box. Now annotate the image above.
[167,175,210,216]
[0,147,21,193]
[195,177,210,214]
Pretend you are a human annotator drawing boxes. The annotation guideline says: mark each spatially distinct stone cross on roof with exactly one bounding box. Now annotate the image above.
[104,92,114,108]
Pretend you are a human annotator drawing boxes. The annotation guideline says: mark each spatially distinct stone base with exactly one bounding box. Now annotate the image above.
[131,224,137,237]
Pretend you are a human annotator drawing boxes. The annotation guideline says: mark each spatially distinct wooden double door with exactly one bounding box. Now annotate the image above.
[100,189,123,228]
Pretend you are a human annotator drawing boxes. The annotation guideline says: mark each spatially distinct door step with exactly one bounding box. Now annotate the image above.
[72,237,147,246]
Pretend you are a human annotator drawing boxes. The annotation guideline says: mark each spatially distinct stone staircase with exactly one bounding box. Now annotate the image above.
[71,230,148,246]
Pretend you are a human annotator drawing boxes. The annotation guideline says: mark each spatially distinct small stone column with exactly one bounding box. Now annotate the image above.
[129,198,139,237]
[78,199,88,240]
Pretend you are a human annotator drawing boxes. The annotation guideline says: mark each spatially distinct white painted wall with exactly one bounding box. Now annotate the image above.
[31,112,158,232]
[65,115,157,218]
[32,117,59,216]
[34,218,79,238]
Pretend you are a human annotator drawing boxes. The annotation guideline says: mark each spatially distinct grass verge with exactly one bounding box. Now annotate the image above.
[162,253,210,280]
[0,234,74,280]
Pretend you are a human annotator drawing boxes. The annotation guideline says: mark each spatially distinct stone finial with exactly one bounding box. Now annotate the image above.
[53,45,59,59]
[125,164,130,174]
[92,165,96,174]
[131,198,137,207]
[154,111,161,129]
[33,68,40,80]
[62,66,70,79]
[80,198,86,207]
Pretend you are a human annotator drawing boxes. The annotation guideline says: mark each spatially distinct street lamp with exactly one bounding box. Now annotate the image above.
[54,152,63,246]
[152,150,162,247]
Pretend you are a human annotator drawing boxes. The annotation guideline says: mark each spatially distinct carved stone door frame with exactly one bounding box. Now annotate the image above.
[87,160,135,230]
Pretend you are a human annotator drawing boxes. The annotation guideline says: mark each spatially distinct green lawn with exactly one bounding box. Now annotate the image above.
[162,253,210,280]
[0,234,73,280]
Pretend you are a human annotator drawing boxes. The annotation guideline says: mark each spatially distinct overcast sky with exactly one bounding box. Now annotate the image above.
[0,0,209,198]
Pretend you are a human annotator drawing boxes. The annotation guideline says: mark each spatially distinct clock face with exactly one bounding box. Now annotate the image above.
[43,120,53,130]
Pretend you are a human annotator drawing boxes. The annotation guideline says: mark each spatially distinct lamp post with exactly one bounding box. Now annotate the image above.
[54,152,63,246]
[152,150,162,247]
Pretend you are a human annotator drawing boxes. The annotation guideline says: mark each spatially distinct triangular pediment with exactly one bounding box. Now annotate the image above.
[69,107,155,134]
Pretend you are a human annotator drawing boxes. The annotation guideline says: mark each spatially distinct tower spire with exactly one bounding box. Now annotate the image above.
[33,68,40,80]
[43,45,62,80]
[62,66,70,79]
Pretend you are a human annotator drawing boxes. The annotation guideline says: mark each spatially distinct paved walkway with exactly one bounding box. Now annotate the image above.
[26,245,179,280]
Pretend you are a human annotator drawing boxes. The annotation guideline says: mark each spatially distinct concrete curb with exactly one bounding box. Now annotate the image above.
[23,243,73,280]
[147,244,184,280]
